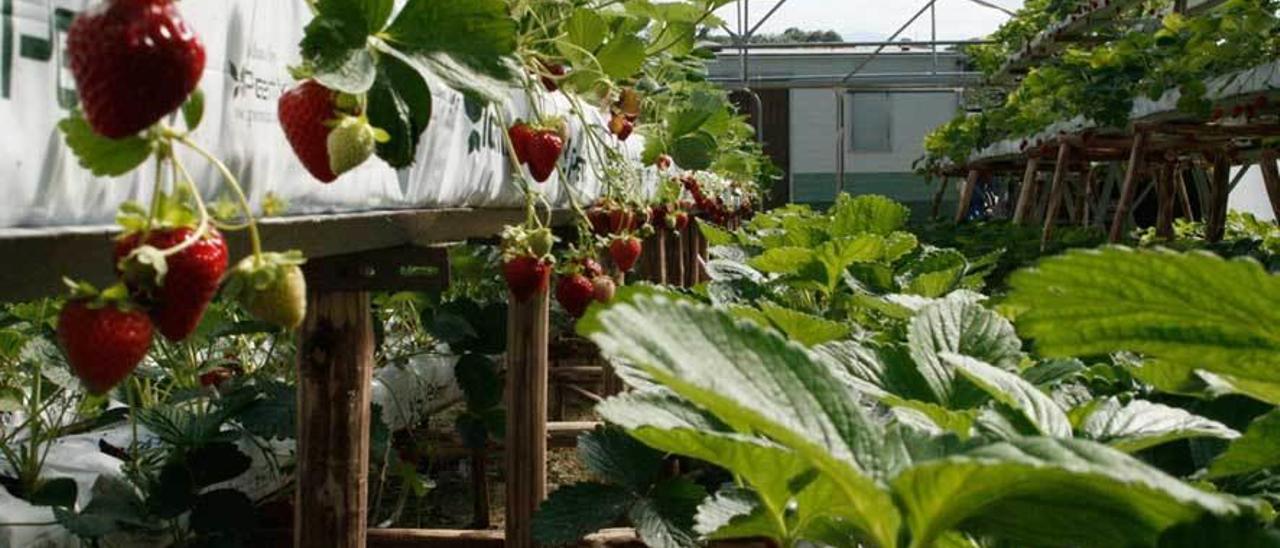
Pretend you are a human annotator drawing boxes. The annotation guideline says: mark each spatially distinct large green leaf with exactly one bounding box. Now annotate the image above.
[596,35,647,79]
[813,341,935,402]
[578,426,664,491]
[366,51,432,168]
[694,487,780,541]
[59,112,153,176]
[758,303,849,347]
[944,353,1071,438]
[749,247,813,275]
[1008,248,1280,390]
[533,482,634,544]
[582,295,901,547]
[1206,408,1280,479]
[1078,397,1240,453]
[383,0,516,77]
[630,477,705,548]
[829,194,909,237]
[907,296,1024,406]
[893,437,1260,548]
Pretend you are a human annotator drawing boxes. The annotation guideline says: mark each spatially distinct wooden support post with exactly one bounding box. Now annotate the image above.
[1109,131,1149,243]
[684,223,701,287]
[930,176,951,220]
[1260,151,1280,221]
[296,291,375,548]
[1175,167,1195,220]
[1155,161,1177,240]
[505,289,550,548]
[1012,158,1040,225]
[1041,143,1074,250]
[471,448,491,529]
[1081,165,1098,226]
[954,169,980,224]
[1207,153,1231,243]
[654,229,668,285]
[667,227,685,288]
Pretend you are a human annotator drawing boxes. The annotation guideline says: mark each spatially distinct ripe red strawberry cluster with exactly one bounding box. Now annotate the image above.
[508,120,567,183]
[555,258,616,319]
[681,175,755,226]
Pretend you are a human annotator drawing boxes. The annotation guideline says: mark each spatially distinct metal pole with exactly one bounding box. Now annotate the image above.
[835,88,846,196]
[931,2,938,75]
[842,0,936,82]
[746,0,790,38]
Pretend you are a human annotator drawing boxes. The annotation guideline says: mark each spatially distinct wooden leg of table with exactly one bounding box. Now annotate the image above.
[1080,166,1097,226]
[666,228,684,288]
[1012,158,1040,225]
[1109,132,1149,243]
[696,226,709,282]
[655,228,668,286]
[1156,162,1176,240]
[471,448,491,529]
[931,176,950,220]
[954,169,980,224]
[505,290,549,548]
[1175,167,1194,220]
[1207,153,1231,243]
[1041,143,1073,250]
[1260,151,1280,221]
[296,291,375,548]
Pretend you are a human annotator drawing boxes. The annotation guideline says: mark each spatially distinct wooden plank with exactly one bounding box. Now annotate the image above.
[1110,132,1149,243]
[954,169,981,224]
[1207,153,1232,242]
[1260,151,1280,220]
[1175,167,1195,220]
[304,245,449,292]
[1080,165,1098,226]
[1041,143,1074,250]
[0,207,545,302]
[666,228,685,288]
[1012,158,1041,225]
[296,291,375,548]
[505,287,550,548]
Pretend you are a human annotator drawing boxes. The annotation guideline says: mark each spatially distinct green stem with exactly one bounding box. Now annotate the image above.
[142,154,167,241]
[176,135,263,261]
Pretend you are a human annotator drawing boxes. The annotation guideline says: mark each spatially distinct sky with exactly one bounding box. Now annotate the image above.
[712,0,1026,42]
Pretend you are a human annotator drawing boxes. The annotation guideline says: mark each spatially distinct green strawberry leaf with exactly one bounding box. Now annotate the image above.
[382,0,517,79]
[301,0,373,73]
[532,482,635,544]
[366,53,433,168]
[314,48,377,94]
[58,112,153,177]
[181,89,204,131]
[596,34,647,80]
[671,131,715,171]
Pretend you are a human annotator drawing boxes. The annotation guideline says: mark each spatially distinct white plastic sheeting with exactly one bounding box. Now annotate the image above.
[0,353,463,547]
[2,0,648,231]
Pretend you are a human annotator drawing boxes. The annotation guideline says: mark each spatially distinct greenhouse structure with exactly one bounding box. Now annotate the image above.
[1,0,1279,547]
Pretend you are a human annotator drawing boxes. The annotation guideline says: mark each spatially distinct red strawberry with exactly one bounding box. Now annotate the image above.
[578,258,605,279]
[116,227,228,342]
[609,237,642,273]
[650,205,668,228]
[508,122,536,165]
[67,0,206,139]
[592,276,616,303]
[587,207,612,236]
[504,255,551,302]
[608,114,633,141]
[674,211,690,231]
[555,274,595,318]
[541,61,566,92]
[608,208,633,234]
[279,81,339,182]
[526,130,564,183]
[199,367,235,388]
[656,155,672,170]
[57,284,153,395]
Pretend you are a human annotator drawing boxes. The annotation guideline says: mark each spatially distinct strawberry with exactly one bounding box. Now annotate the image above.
[57,282,153,395]
[540,60,566,92]
[279,81,340,182]
[673,211,690,231]
[555,273,595,318]
[225,252,308,330]
[592,276,616,303]
[199,367,235,388]
[327,115,379,176]
[279,81,383,183]
[608,208,633,235]
[525,130,564,183]
[608,114,633,141]
[587,207,612,236]
[67,0,206,138]
[508,122,536,164]
[575,257,605,279]
[504,255,552,302]
[656,154,672,170]
[609,236,642,273]
[617,88,641,120]
[115,227,228,342]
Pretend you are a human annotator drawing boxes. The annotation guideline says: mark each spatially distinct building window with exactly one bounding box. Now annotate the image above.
[849,92,892,152]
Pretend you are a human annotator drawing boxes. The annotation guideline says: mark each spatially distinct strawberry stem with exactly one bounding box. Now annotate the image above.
[176,135,264,261]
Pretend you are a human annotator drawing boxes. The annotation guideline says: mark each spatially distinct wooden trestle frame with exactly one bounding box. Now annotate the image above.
[950,120,1280,245]
[0,208,712,547]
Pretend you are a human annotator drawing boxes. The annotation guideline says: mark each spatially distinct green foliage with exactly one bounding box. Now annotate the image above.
[58,111,154,177]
